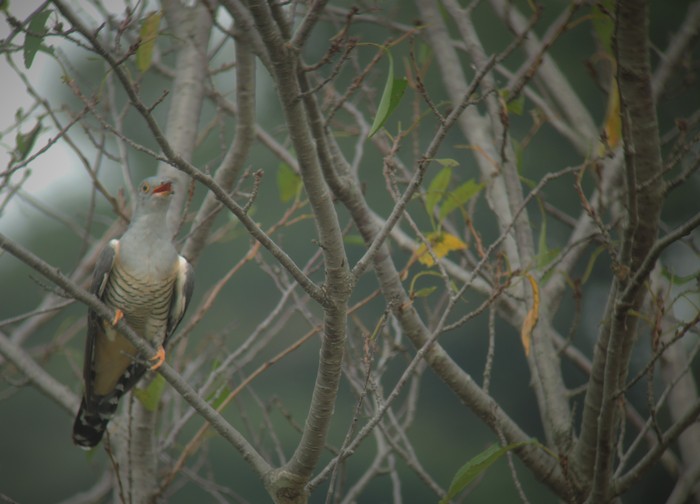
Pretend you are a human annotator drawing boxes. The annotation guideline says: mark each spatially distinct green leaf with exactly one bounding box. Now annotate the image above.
[207,384,233,410]
[499,88,525,116]
[434,158,459,169]
[417,42,431,66]
[537,216,550,269]
[368,48,407,138]
[507,94,525,115]
[425,166,452,218]
[134,373,166,412]
[23,9,52,69]
[519,172,537,189]
[539,248,560,284]
[277,162,302,202]
[413,286,437,298]
[13,121,41,162]
[591,0,614,55]
[136,11,161,72]
[344,234,366,246]
[440,440,535,503]
[438,179,483,221]
[660,267,700,286]
[408,269,443,297]
[581,245,606,285]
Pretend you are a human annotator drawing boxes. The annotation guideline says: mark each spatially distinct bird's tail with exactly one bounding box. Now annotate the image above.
[72,363,148,449]
[72,396,115,449]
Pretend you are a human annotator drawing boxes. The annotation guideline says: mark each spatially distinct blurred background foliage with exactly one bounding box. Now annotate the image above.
[0,0,698,502]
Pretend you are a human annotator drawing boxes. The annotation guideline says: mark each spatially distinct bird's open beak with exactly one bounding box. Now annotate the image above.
[153,181,173,196]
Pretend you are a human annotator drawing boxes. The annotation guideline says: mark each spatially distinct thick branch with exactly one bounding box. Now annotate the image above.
[159,0,213,231]
[181,20,256,263]
[119,3,213,501]
[582,1,666,501]
[245,2,352,498]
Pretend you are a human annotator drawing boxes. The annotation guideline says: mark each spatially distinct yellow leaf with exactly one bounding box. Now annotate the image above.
[136,11,161,73]
[520,273,540,356]
[600,75,621,153]
[415,231,467,266]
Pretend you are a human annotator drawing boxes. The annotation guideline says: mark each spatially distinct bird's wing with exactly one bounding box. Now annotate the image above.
[83,239,118,402]
[165,255,195,344]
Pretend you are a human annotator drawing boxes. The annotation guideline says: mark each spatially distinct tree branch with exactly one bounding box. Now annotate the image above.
[583,1,666,500]
[159,0,213,231]
[0,232,272,480]
[244,2,352,499]
[50,0,325,307]
[0,329,78,414]
[181,16,256,263]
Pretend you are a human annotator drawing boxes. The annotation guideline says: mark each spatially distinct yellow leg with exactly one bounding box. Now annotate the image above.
[149,345,166,370]
[111,308,124,326]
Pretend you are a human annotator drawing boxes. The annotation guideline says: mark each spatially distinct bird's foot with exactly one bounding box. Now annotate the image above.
[111,309,124,326]
[149,345,166,371]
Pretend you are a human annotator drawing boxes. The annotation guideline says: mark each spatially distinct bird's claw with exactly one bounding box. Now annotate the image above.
[149,345,166,371]
[111,309,124,326]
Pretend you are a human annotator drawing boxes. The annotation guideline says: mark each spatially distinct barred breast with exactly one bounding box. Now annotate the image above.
[103,261,176,345]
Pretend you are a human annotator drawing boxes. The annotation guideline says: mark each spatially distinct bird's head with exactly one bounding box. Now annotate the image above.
[136,176,174,210]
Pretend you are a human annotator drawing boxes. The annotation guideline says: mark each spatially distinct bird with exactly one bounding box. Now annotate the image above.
[72,176,194,449]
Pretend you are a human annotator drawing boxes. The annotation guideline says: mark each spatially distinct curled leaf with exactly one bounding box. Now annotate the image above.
[13,121,42,162]
[601,77,621,151]
[520,273,540,355]
[368,47,407,138]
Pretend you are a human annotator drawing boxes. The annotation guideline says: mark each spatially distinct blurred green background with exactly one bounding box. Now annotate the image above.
[1,0,697,502]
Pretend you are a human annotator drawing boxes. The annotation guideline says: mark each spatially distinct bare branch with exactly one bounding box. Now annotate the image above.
[0,232,272,479]
[0,329,78,413]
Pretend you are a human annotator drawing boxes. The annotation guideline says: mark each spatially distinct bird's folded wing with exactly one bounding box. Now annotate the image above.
[166,255,195,341]
[83,240,118,401]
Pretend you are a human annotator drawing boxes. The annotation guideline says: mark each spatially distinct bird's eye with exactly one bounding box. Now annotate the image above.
[140,182,150,193]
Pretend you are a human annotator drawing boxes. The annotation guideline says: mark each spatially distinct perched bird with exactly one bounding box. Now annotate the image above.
[72,177,194,449]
